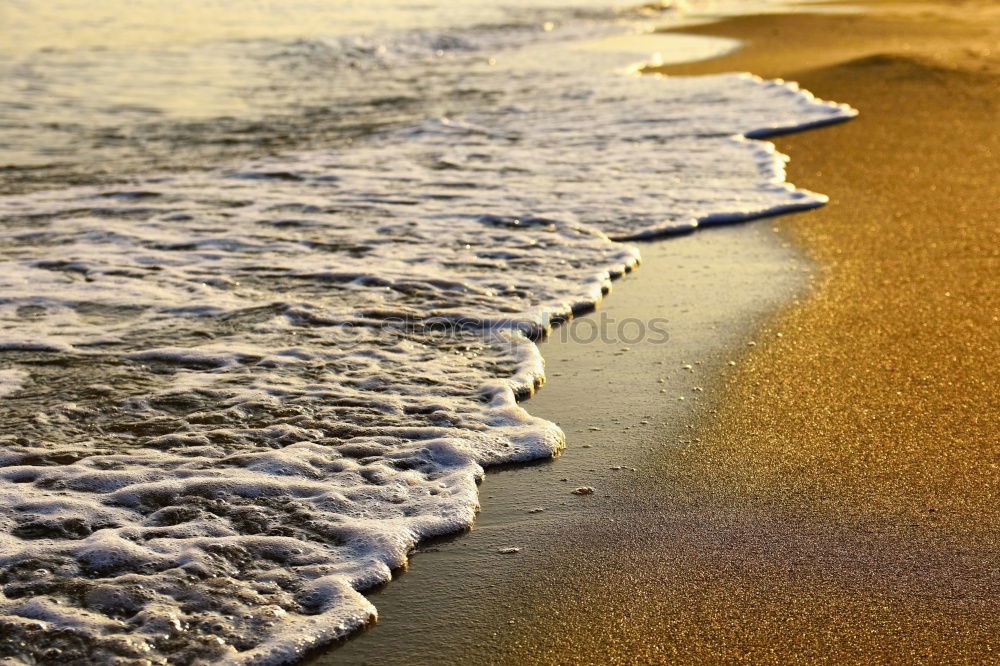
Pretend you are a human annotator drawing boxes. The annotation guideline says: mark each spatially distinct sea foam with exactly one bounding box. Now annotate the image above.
[0,31,854,666]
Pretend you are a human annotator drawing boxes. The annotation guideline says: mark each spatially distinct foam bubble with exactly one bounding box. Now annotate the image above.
[0,369,28,398]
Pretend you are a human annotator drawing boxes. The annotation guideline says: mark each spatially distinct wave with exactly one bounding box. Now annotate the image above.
[0,56,854,662]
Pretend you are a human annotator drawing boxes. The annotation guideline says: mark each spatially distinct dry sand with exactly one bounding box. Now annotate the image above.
[494,1,1000,663]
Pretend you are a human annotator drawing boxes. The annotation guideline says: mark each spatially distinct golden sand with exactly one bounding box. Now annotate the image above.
[655,0,999,549]
[648,0,1000,557]
[496,2,999,662]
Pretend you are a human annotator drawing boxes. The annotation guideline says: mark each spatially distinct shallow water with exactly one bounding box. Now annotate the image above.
[0,1,854,663]
[0,0,661,191]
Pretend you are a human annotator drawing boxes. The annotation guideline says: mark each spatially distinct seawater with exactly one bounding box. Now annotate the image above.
[0,1,855,663]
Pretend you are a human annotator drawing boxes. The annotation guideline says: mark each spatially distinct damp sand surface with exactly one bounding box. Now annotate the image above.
[321,217,813,664]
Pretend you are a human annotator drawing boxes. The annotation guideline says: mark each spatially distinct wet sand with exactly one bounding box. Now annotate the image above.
[321,218,812,665]
[496,1,1000,662]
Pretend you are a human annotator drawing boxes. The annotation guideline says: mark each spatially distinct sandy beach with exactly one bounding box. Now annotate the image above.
[0,0,994,663]
[324,0,998,663]
[496,1,1000,662]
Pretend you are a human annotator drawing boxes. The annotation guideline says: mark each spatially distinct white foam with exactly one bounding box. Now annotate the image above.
[0,28,855,666]
[0,370,29,399]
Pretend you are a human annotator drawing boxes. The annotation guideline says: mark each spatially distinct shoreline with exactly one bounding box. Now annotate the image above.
[0,4,882,664]
[320,210,814,666]
[497,0,1000,662]
[321,0,998,663]
[317,5,857,665]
